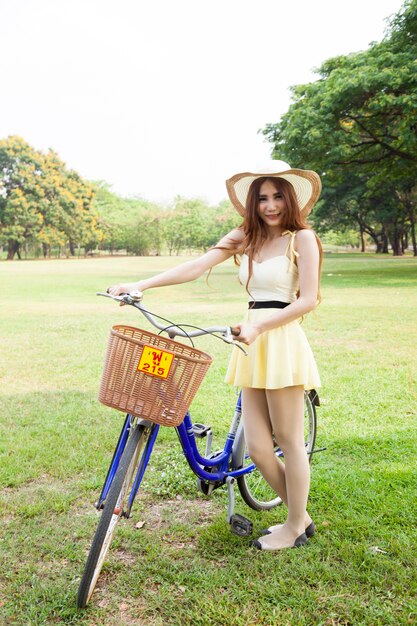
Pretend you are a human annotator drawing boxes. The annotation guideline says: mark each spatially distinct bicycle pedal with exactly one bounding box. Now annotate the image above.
[192,423,212,438]
[230,514,253,537]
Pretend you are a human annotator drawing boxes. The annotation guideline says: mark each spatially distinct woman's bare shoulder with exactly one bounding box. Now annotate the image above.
[226,226,244,240]
[294,228,318,254]
[217,227,245,249]
[295,228,317,245]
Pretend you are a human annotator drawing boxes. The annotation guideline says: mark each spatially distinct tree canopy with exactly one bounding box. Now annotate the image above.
[0,137,240,259]
[262,0,417,255]
[2,2,416,258]
[0,136,99,259]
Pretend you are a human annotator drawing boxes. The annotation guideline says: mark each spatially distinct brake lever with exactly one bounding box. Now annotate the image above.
[96,291,125,301]
[220,330,247,355]
[229,339,247,355]
[96,291,143,304]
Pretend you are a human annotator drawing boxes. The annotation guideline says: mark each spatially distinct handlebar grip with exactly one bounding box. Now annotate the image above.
[231,326,240,337]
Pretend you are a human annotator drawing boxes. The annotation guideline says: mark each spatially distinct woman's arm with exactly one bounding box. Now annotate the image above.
[235,229,320,344]
[107,228,243,296]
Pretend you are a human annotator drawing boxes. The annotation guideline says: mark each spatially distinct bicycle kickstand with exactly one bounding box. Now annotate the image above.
[226,476,253,537]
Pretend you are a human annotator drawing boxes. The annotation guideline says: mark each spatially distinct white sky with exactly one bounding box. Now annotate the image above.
[0,0,405,205]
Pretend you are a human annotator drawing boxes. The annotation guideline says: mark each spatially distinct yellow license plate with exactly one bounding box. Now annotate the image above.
[137,345,175,379]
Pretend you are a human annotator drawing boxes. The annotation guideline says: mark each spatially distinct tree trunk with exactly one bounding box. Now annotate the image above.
[357,217,383,253]
[389,227,404,256]
[381,227,389,254]
[392,238,403,256]
[360,226,366,252]
[366,228,382,252]
[7,240,20,260]
[410,220,417,256]
[401,192,417,255]
[401,232,408,254]
[69,240,76,256]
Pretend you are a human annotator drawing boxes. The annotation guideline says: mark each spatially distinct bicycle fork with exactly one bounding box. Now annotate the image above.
[96,415,158,514]
[96,413,134,509]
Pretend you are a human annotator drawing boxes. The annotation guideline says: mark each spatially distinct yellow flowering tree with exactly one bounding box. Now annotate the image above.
[0,136,100,259]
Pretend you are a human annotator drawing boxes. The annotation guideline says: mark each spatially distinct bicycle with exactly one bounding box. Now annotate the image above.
[77,291,320,608]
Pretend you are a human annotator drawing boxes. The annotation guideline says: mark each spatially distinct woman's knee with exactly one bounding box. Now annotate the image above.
[275,436,307,458]
[245,436,275,465]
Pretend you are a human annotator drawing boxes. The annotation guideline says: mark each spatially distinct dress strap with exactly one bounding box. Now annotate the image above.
[282,230,299,270]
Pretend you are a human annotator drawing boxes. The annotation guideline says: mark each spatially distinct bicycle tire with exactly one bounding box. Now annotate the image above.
[77,422,148,608]
[233,391,317,511]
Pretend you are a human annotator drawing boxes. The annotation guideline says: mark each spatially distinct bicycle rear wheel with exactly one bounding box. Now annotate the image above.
[77,422,152,608]
[233,390,317,510]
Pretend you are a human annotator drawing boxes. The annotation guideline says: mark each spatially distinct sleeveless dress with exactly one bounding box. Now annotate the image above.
[225,231,321,390]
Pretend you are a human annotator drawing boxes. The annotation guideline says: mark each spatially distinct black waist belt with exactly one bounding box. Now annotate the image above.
[248,300,290,309]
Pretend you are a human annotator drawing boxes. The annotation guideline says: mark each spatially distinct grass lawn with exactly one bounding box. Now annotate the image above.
[0,253,416,625]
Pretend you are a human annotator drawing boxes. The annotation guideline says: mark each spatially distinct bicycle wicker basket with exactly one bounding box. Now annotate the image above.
[98,325,213,427]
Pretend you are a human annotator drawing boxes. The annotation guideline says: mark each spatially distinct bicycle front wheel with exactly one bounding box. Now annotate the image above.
[77,422,152,608]
[233,390,317,511]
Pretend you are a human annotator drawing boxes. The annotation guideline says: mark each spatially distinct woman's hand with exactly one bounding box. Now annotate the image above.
[233,322,261,346]
[106,281,144,297]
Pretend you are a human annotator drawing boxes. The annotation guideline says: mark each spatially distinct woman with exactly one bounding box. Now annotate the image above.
[107,160,322,551]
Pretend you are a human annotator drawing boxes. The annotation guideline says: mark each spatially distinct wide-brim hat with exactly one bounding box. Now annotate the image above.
[226,160,321,218]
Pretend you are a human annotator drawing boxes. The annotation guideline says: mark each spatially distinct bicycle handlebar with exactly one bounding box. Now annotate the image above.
[97,291,242,346]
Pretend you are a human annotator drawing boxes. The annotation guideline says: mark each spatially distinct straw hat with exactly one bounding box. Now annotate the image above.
[226,160,321,218]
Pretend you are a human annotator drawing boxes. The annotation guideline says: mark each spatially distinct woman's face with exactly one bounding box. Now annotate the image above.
[257,179,286,230]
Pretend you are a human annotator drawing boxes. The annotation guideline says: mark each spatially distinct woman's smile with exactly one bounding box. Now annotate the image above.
[258,180,286,229]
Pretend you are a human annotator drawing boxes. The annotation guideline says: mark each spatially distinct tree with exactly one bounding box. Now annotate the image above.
[0,136,45,259]
[0,136,99,259]
[203,199,240,245]
[93,182,163,255]
[163,198,208,255]
[262,0,417,254]
[37,150,99,257]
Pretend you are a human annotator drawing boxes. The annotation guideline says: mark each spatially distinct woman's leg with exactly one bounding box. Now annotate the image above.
[241,387,288,503]
[257,385,310,550]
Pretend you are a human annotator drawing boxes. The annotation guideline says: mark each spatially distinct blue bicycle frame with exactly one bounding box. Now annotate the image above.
[96,391,277,514]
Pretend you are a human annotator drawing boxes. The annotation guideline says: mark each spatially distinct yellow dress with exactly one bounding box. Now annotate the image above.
[225,232,321,390]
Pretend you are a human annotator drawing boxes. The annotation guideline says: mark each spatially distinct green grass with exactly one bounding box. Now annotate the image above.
[0,253,417,625]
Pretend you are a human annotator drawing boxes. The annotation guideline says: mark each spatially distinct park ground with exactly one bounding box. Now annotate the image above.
[0,253,416,625]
